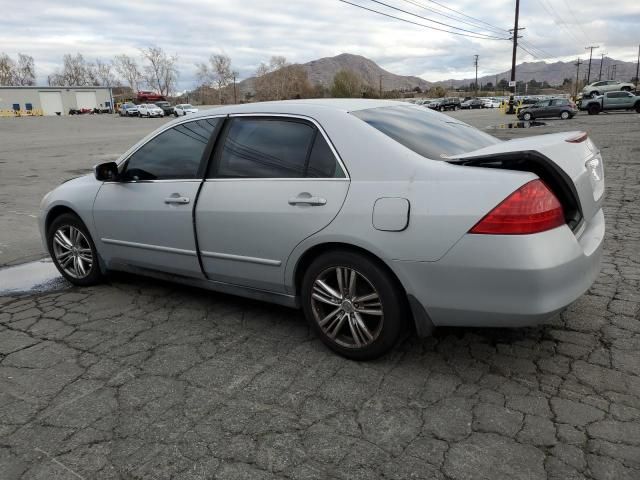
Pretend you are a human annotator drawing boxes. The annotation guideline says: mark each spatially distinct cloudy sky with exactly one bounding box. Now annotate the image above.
[0,0,638,87]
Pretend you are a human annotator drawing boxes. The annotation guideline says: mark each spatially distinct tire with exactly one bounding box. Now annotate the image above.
[560,111,570,120]
[588,104,600,115]
[47,213,104,286]
[522,112,532,121]
[635,102,640,114]
[301,250,407,360]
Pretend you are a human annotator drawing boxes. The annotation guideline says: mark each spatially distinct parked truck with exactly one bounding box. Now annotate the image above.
[578,90,640,115]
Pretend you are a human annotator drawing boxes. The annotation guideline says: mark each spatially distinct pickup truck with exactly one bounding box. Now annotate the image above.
[579,90,640,115]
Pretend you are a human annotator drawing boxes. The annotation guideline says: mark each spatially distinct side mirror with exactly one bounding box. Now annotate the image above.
[94,162,119,181]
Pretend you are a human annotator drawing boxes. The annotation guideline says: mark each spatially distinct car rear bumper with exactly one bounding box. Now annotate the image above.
[393,208,604,328]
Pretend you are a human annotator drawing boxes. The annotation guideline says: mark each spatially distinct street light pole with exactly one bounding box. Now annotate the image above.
[474,55,479,96]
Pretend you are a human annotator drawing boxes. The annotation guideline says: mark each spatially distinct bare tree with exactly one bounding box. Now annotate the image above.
[113,54,141,92]
[0,53,16,85]
[196,53,233,104]
[253,56,314,101]
[93,59,117,87]
[48,53,94,86]
[140,47,178,96]
[330,69,363,98]
[14,54,36,85]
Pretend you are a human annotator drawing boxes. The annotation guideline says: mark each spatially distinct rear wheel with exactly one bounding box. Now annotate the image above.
[301,251,406,360]
[47,213,103,286]
[560,110,570,120]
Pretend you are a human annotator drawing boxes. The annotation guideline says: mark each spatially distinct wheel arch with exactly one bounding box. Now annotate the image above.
[45,205,80,235]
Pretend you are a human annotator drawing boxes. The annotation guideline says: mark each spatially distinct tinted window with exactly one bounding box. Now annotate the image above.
[216,118,315,178]
[550,99,568,106]
[307,133,345,178]
[352,105,499,160]
[607,92,623,98]
[123,118,219,181]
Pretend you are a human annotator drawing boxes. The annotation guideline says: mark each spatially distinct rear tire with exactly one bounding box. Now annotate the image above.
[301,250,407,360]
[560,111,570,120]
[47,213,104,287]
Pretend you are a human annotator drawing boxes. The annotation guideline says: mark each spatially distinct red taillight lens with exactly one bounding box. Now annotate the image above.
[470,179,565,235]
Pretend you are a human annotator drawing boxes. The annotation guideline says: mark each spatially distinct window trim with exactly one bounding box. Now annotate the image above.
[207,113,349,181]
[110,114,226,183]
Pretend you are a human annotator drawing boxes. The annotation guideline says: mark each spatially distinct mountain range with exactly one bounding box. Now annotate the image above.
[239,53,638,94]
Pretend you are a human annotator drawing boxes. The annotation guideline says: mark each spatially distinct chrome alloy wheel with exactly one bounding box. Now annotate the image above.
[52,225,93,279]
[310,266,384,349]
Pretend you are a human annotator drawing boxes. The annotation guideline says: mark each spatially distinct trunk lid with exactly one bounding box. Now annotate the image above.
[447,131,604,228]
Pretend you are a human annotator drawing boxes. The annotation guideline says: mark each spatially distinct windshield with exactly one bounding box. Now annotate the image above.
[182,104,193,109]
[352,105,499,160]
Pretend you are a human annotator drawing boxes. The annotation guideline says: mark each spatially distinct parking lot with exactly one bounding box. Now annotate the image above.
[1,109,639,479]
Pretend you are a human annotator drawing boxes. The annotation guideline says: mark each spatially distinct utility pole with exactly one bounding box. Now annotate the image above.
[379,75,383,99]
[232,72,238,104]
[635,44,640,89]
[574,58,583,98]
[507,0,521,114]
[585,46,599,85]
[612,64,617,80]
[474,55,479,96]
[598,53,607,81]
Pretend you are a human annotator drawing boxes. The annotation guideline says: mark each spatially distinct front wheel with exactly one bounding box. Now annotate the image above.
[522,112,532,121]
[301,251,406,360]
[588,104,600,115]
[47,213,104,286]
[560,111,570,120]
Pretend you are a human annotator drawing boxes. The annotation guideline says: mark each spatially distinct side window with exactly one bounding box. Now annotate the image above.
[216,118,314,178]
[307,133,345,178]
[123,118,219,181]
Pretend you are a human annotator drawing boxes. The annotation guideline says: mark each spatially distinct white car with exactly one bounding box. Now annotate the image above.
[174,104,199,116]
[138,104,164,118]
[483,98,502,108]
[582,80,635,98]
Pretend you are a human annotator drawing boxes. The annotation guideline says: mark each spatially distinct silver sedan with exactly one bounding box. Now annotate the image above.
[39,100,605,359]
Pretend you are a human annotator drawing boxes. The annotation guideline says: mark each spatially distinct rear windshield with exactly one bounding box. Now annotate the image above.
[352,105,499,160]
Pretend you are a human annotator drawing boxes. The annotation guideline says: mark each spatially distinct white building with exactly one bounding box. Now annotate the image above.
[0,86,113,115]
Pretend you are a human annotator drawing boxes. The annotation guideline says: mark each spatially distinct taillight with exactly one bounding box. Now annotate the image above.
[470,179,565,235]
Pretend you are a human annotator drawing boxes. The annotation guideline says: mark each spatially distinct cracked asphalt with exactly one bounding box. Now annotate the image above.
[1,110,640,479]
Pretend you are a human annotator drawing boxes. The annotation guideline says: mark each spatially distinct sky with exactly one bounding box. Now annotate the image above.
[0,0,638,88]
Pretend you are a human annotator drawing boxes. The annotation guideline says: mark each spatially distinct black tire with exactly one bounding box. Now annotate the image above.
[635,102,640,114]
[560,110,570,120]
[588,104,600,115]
[47,213,103,286]
[301,250,407,360]
[522,112,533,121]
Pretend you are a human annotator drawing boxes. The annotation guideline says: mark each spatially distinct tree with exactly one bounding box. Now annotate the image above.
[196,53,234,104]
[140,47,178,96]
[428,85,447,98]
[253,56,314,101]
[14,54,35,85]
[498,78,509,89]
[114,54,142,92]
[330,69,363,98]
[94,59,117,87]
[0,53,15,85]
[48,53,95,86]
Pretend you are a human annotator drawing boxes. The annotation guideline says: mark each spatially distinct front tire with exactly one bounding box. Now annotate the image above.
[48,213,103,286]
[301,251,406,360]
[588,104,600,115]
[522,112,532,121]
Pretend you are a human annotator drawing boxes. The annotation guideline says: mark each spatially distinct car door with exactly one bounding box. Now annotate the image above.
[195,115,349,293]
[93,117,222,277]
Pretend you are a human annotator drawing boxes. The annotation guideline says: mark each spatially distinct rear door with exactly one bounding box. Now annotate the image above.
[195,115,349,293]
[93,117,222,277]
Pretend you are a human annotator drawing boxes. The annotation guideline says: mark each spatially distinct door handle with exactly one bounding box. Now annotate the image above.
[288,195,327,206]
[164,196,190,205]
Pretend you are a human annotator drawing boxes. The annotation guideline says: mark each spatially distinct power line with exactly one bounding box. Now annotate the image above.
[399,0,508,36]
[337,0,509,40]
[364,0,508,39]
[421,0,509,35]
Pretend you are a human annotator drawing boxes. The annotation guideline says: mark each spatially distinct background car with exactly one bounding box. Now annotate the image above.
[437,97,461,111]
[461,99,483,109]
[483,98,501,108]
[518,98,577,121]
[582,80,635,98]
[138,104,165,118]
[174,104,198,116]
[40,100,604,360]
[426,99,442,110]
[154,101,174,116]
[118,103,138,117]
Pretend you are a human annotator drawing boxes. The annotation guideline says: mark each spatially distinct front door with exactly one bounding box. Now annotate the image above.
[196,115,350,293]
[93,118,221,277]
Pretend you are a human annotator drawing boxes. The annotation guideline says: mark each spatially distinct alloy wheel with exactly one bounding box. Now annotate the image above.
[310,266,384,349]
[52,225,93,279]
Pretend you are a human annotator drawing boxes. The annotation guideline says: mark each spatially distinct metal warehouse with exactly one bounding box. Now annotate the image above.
[0,86,113,116]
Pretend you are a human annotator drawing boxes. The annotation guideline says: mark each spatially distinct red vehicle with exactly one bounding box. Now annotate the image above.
[136,91,166,102]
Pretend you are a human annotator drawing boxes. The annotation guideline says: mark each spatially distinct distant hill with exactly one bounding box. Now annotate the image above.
[434,57,639,88]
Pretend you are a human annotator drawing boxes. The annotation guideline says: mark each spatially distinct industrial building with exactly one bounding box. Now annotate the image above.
[0,86,113,115]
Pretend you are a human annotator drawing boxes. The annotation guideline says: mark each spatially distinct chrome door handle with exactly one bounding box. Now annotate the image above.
[164,196,190,205]
[288,196,327,206]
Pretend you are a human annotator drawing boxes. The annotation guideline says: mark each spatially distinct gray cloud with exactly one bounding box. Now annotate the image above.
[0,0,638,87]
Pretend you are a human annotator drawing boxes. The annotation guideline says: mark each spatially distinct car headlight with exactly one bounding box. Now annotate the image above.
[585,153,604,201]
